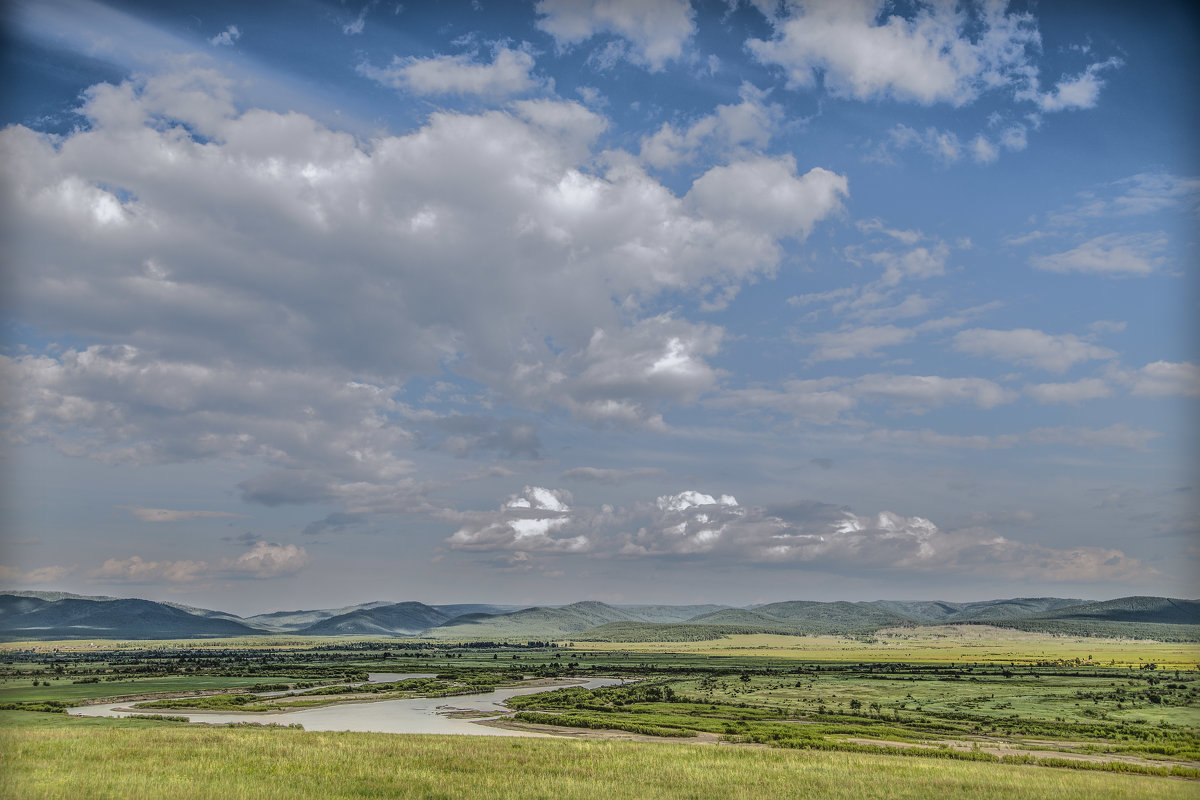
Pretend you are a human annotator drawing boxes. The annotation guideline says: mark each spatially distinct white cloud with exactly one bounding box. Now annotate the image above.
[1031,57,1122,112]
[511,315,723,428]
[535,0,695,71]
[616,492,1150,580]
[0,68,848,488]
[446,486,589,553]
[121,506,248,523]
[953,328,1117,372]
[884,124,962,163]
[707,378,858,425]
[88,555,209,584]
[639,82,783,168]
[86,542,309,584]
[686,155,849,240]
[359,46,544,96]
[747,0,1040,106]
[209,25,240,47]
[808,325,915,362]
[998,123,1028,151]
[439,484,1153,582]
[1024,378,1112,405]
[1031,233,1167,277]
[864,239,951,285]
[852,374,1016,411]
[969,134,998,164]
[1045,173,1200,227]
[1111,361,1200,398]
[221,542,310,579]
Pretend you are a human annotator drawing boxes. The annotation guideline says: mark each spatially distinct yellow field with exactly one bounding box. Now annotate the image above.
[568,626,1200,669]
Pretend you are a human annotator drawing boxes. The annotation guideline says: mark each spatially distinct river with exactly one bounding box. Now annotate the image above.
[67,675,624,737]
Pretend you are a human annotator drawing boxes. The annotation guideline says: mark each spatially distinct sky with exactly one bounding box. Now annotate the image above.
[0,0,1196,615]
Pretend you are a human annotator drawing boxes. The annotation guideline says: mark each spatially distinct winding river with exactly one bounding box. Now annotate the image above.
[67,674,624,737]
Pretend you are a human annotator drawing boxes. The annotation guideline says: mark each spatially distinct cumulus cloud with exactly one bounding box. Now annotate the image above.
[221,542,310,579]
[0,67,848,501]
[686,156,848,241]
[535,0,695,71]
[639,82,783,168]
[121,506,248,523]
[446,486,589,553]
[747,0,1040,106]
[359,46,544,96]
[953,328,1117,372]
[448,486,1151,582]
[1031,233,1167,277]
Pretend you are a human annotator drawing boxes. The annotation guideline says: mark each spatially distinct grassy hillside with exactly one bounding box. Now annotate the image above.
[298,602,451,636]
[1029,597,1200,624]
[0,595,259,640]
[427,601,645,639]
[244,601,395,632]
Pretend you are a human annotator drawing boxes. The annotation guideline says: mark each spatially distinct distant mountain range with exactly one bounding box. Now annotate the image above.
[1,590,1196,642]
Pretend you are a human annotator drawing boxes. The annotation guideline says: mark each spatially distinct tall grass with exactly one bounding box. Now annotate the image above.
[0,712,1194,800]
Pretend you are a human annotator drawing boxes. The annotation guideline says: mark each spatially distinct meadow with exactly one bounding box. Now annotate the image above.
[1,626,1196,798]
[1,712,1195,800]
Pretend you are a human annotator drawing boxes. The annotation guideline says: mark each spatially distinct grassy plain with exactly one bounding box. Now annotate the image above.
[0,675,283,704]
[1,711,1195,800]
[569,626,1200,669]
[1,627,1195,798]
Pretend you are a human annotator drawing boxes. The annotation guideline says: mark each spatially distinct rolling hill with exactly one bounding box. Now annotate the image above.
[0,594,260,640]
[1,592,1194,641]
[298,602,454,636]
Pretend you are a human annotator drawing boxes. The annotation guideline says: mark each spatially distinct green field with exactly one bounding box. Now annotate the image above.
[1,711,1195,800]
[570,626,1200,669]
[1,628,1196,798]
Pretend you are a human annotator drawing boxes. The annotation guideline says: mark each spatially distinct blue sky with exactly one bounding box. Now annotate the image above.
[1,0,1196,614]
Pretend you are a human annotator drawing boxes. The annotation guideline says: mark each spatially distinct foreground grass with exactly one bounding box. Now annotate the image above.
[0,712,1193,800]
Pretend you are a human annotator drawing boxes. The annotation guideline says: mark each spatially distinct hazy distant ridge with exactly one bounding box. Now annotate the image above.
[0,593,1195,641]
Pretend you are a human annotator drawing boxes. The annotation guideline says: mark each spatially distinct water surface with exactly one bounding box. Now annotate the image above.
[69,677,622,737]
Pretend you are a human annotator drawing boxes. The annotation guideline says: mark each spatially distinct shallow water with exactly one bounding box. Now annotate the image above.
[68,677,622,737]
